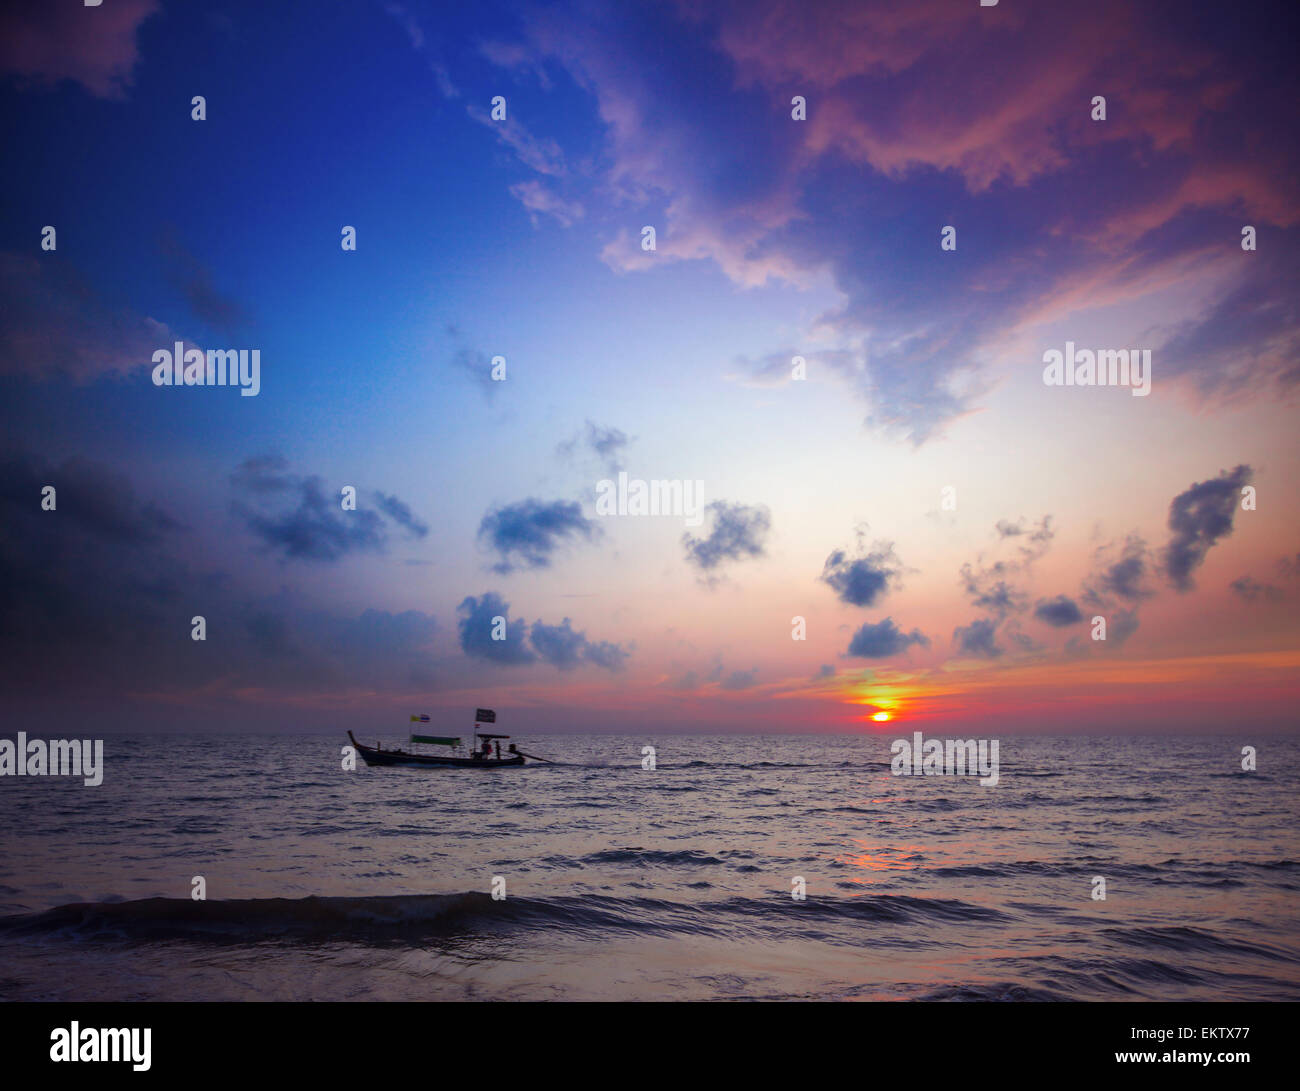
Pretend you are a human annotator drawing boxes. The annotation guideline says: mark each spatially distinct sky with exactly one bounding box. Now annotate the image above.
[0,0,1297,735]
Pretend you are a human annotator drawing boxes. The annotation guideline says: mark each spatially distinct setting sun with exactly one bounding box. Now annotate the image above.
[872,712,891,722]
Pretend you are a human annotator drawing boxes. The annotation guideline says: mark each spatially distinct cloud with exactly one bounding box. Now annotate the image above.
[457,592,535,665]
[528,618,587,669]
[1084,535,1155,606]
[682,501,771,575]
[467,102,566,176]
[961,575,1027,619]
[1108,608,1141,648]
[0,0,160,99]
[952,618,1003,659]
[820,540,903,608]
[530,618,629,672]
[383,3,460,98]
[846,618,930,659]
[583,638,631,672]
[490,1,1299,441]
[1229,576,1283,603]
[0,448,442,702]
[232,456,426,562]
[1155,243,1300,400]
[721,668,759,690]
[957,517,1054,620]
[1034,595,1084,627]
[557,420,632,472]
[0,252,175,382]
[510,179,584,227]
[375,492,429,538]
[159,230,248,337]
[458,592,629,671]
[450,346,502,401]
[1162,465,1252,591]
[477,498,598,573]
[0,449,182,552]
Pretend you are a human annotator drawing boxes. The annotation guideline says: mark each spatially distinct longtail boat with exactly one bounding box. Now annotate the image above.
[348,708,543,769]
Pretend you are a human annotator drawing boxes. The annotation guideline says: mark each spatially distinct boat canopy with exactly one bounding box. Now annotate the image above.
[411,734,460,746]
[477,733,510,740]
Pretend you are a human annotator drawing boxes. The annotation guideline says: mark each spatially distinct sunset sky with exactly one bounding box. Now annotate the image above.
[1,0,1296,734]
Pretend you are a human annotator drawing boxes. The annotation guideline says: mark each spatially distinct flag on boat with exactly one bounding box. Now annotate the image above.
[411,734,460,746]
[475,708,496,723]
[410,714,431,723]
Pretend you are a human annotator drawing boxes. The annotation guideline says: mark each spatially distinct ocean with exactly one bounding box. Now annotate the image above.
[0,732,1297,1001]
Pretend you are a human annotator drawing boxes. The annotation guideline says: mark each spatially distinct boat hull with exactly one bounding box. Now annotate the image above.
[348,732,526,769]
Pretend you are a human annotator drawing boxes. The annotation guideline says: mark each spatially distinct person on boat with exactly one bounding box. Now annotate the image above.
[494,741,501,759]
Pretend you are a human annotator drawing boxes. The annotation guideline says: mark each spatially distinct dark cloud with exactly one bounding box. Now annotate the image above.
[952,618,1003,659]
[1004,625,1045,654]
[232,457,427,562]
[821,541,903,608]
[0,251,172,382]
[1229,576,1283,602]
[941,517,1058,665]
[0,450,189,657]
[529,617,587,669]
[529,618,629,672]
[233,460,382,562]
[457,592,629,671]
[375,492,429,538]
[0,449,441,703]
[721,668,759,690]
[1034,595,1084,627]
[477,497,598,573]
[0,0,160,99]
[456,592,535,665]
[1109,608,1141,648]
[583,638,631,672]
[846,618,930,659]
[667,669,699,691]
[961,575,1027,619]
[232,454,295,494]
[0,451,182,546]
[1084,535,1154,606]
[1162,465,1252,591]
[160,229,247,336]
[682,501,771,575]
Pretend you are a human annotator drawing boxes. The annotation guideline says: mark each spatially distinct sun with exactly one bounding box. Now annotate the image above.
[871,711,891,722]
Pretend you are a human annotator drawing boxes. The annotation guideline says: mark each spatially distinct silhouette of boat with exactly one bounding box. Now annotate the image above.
[347,708,541,769]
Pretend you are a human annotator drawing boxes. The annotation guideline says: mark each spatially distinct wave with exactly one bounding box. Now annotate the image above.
[0,889,1013,947]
